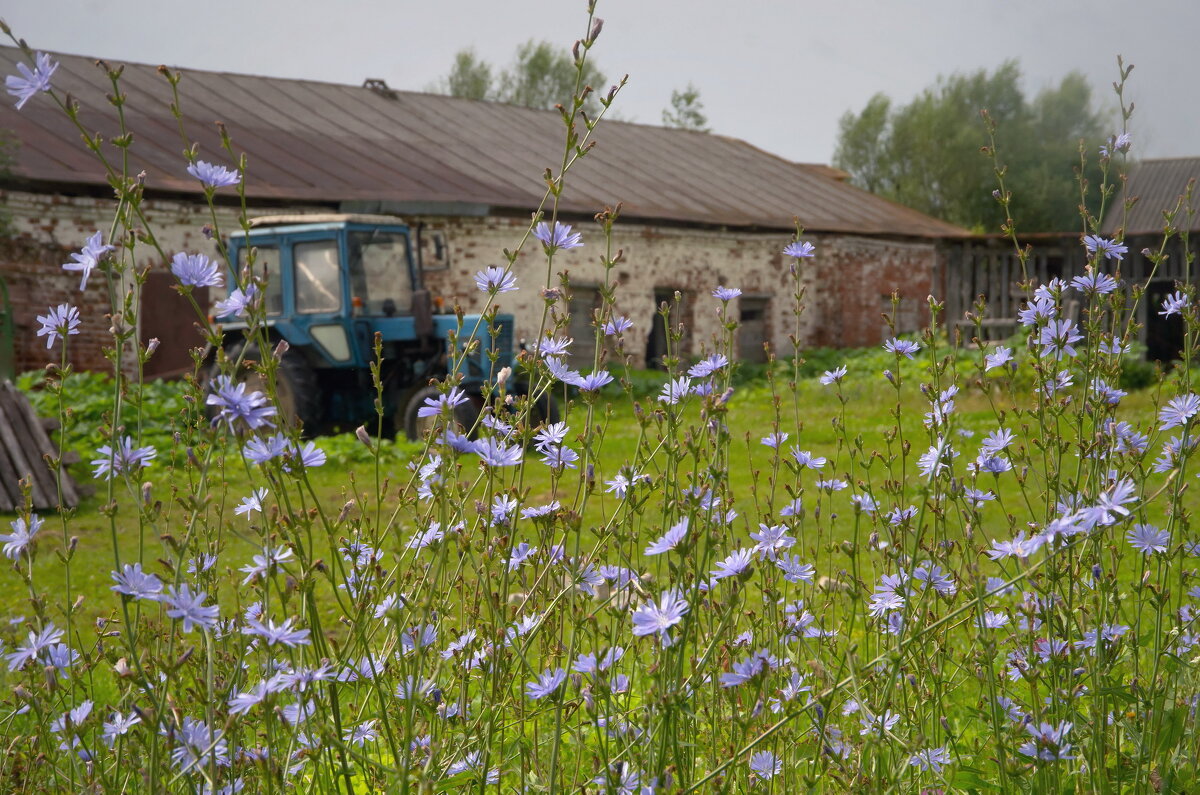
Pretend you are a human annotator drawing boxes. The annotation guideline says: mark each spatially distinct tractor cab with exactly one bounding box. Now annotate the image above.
[213,214,514,438]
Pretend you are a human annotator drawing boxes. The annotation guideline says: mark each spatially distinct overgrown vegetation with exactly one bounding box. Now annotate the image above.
[2,5,1199,793]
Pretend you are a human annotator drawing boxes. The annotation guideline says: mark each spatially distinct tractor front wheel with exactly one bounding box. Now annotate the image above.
[224,341,322,434]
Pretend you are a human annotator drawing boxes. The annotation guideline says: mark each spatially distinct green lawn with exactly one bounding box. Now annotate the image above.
[6,363,1179,624]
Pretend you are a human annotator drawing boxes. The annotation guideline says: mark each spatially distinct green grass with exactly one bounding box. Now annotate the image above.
[7,362,1179,623]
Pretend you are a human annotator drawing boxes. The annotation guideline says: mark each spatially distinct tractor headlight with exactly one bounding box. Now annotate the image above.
[310,324,352,362]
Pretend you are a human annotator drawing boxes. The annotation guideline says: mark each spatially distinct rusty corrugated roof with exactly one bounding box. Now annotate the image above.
[1101,158,1200,236]
[0,47,968,238]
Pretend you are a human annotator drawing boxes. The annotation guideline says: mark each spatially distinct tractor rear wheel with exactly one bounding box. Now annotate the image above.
[225,340,322,434]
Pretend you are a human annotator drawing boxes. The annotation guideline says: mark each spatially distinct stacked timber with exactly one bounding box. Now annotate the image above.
[0,379,80,510]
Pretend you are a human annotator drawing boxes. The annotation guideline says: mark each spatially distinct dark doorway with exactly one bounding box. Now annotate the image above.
[645,289,676,370]
[567,286,602,368]
[141,270,208,379]
[1145,281,1184,363]
[739,297,769,363]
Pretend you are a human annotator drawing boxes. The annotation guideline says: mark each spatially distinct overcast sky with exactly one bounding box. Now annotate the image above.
[5,0,1198,165]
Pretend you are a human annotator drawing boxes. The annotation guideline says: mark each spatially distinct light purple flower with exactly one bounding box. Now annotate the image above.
[6,622,64,671]
[525,667,567,700]
[1160,291,1188,318]
[985,345,1014,371]
[417,387,469,418]
[243,617,311,647]
[1160,394,1200,431]
[748,750,782,780]
[1126,524,1170,554]
[658,376,693,405]
[62,232,114,290]
[206,375,277,430]
[187,159,241,188]
[533,221,583,251]
[790,448,827,470]
[750,523,795,559]
[474,266,517,294]
[761,432,789,448]
[5,52,57,109]
[474,437,523,467]
[712,285,742,301]
[214,285,258,317]
[631,589,689,646]
[1069,270,1119,295]
[688,354,728,378]
[820,366,847,385]
[344,721,378,747]
[1038,318,1083,360]
[711,548,753,580]
[776,554,815,583]
[161,584,220,633]
[539,444,579,470]
[0,514,43,560]
[602,315,632,335]
[909,746,951,774]
[92,437,156,479]
[1083,235,1127,262]
[235,488,267,518]
[576,370,613,391]
[884,338,920,359]
[171,252,224,288]
[645,518,688,555]
[243,433,289,465]
[1018,720,1073,761]
[35,304,80,350]
[286,440,326,470]
[783,241,816,259]
[102,711,141,747]
[110,563,163,599]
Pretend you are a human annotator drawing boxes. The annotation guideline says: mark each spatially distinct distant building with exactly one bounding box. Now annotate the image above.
[0,47,967,378]
[946,158,1200,361]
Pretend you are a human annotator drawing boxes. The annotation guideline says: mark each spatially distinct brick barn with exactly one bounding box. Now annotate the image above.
[0,47,967,378]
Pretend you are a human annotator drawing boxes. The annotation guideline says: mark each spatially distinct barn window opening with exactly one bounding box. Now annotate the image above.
[646,288,690,369]
[567,286,602,367]
[738,296,769,363]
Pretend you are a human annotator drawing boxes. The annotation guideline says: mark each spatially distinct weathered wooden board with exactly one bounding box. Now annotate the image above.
[0,379,80,510]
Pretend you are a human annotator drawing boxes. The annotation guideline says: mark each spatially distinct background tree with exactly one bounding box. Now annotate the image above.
[432,40,606,115]
[432,49,493,101]
[833,60,1107,233]
[662,83,709,132]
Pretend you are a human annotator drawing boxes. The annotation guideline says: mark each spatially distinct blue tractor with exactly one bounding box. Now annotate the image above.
[207,214,521,440]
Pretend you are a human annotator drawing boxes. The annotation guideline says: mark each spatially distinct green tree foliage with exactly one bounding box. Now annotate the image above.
[833,61,1107,233]
[432,40,606,115]
[662,83,709,132]
[432,49,493,101]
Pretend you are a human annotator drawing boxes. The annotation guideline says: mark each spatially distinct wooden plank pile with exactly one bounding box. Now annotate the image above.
[0,380,80,510]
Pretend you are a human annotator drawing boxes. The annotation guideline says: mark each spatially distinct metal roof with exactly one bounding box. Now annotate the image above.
[0,47,968,238]
[1101,158,1200,236]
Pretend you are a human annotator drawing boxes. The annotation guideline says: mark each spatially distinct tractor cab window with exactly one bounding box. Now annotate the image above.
[236,244,283,316]
[348,230,413,316]
[293,240,343,314]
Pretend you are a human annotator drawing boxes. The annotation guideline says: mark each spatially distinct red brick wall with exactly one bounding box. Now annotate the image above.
[0,236,115,376]
[2,189,948,374]
[807,236,939,348]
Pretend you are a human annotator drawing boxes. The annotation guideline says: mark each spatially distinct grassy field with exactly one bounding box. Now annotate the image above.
[8,357,1178,622]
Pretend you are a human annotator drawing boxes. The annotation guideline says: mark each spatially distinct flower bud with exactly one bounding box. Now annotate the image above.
[355,425,372,448]
[273,339,290,360]
[496,366,512,388]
